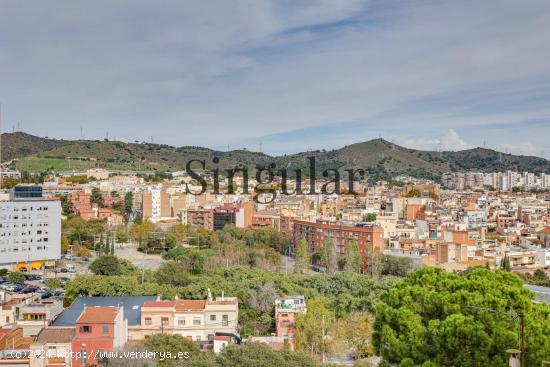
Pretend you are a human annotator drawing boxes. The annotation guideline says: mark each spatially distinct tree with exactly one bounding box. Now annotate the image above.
[364,213,377,222]
[332,312,374,359]
[60,235,69,254]
[8,272,26,284]
[294,239,310,274]
[373,267,550,367]
[142,334,200,367]
[216,343,320,367]
[406,189,421,197]
[116,230,129,244]
[91,187,106,208]
[45,278,62,290]
[123,191,133,225]
[154,261,192,287]
[319,238,337,274]
[89,255,137,276]
[344,239,363,273]
[295,298,334,358]
[129,221,155,247]
[501,254,511,272]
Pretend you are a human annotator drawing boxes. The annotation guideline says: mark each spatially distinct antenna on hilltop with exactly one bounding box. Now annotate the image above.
[259,142,263,153]
[80,127,84,140]
[150,136,154,144]
[106,131,109,141]
[17,121,20,132]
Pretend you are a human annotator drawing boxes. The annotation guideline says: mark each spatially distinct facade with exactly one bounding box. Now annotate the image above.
[140,293,239,343]
[213,205,238,231]
[292,220,384,269]
[274,296,306,350]
[0,189,61,269]
[30,327,75,367]
[71,306,127,367]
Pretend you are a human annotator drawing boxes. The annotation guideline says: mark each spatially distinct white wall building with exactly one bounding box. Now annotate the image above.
[0,199,61,269]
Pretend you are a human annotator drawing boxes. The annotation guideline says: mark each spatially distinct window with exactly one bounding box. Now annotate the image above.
[195,336,201,342]
[192,317,201,326]
[222,315,228,327]
[161,317,169,326]
[210,315,216,321]
[144,318,152,325]
[80,325,91,333]
[208,334,214,342]
[178,319,185,326]
[102,325,109,333]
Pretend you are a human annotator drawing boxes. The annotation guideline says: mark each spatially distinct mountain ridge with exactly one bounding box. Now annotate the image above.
[2,132,549,180]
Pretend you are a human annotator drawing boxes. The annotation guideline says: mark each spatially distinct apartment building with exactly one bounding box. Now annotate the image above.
[292,220,384,268]
[0,185,61,270]
[142,189,171,220]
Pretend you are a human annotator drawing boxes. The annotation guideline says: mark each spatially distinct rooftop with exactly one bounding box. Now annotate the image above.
[35,327,75,344]
[77,306,118,324]
[53,296,156,327]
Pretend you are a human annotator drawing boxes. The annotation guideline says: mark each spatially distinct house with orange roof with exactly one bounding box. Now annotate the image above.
[71,306,127,367]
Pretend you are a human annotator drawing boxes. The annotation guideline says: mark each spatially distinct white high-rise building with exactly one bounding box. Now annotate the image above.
[0,187,61,270]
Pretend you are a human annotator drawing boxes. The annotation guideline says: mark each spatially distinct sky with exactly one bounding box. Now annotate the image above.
[1,0,549,158]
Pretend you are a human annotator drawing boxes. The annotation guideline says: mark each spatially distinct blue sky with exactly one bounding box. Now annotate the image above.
[1,0,549,157]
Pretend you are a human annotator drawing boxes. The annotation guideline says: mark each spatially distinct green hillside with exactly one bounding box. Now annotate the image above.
[2,133,549,181]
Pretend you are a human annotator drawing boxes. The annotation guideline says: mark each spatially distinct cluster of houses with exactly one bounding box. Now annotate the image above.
[0,289,307,367]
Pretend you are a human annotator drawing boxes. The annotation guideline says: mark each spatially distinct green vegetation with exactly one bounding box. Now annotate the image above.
[89,255,138,276]
[16,157,95,172]
[8,271,26,284]
[4,132,549,178]
[373,267,550,366]
[65,265,396,337]
[45,278,62,290]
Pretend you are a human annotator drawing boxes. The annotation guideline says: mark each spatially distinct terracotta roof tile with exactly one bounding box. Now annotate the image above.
[175,300,206,311]
[76,307,118,324]
[35,328,76,344]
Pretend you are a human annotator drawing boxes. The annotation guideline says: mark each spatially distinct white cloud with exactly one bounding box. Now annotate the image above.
[438,129,471,151]
[0,0,549,158]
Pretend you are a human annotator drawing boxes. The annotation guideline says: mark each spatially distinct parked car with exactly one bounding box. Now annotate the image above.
[3,283,23,292]
[54,290,65,298]
[20,286,38,294]
[41,292,53,299]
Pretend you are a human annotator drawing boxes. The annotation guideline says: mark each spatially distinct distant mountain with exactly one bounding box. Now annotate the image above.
[2,132,549,181]
[1,132,72,163]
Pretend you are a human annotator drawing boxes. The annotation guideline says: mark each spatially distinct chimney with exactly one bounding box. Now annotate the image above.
[207,288,212,302]
[221,290,225,301]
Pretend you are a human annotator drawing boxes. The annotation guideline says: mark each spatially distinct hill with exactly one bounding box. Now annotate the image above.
[2,133,549,181]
